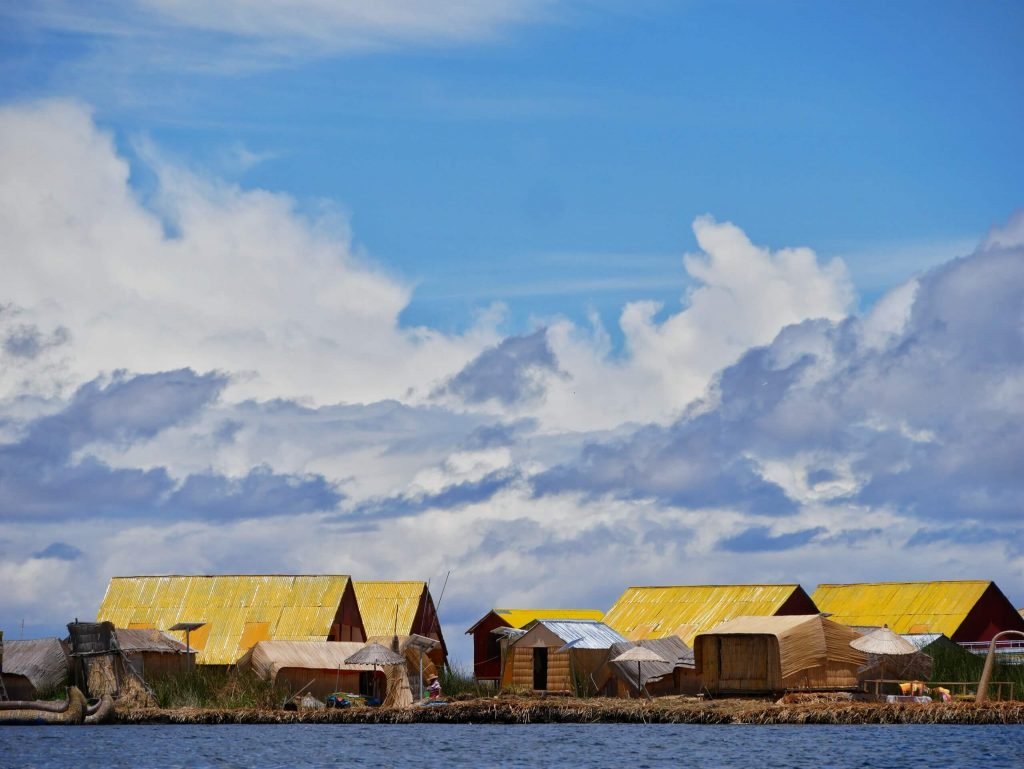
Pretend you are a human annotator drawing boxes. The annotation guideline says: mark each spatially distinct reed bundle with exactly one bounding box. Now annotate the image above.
[111,696,1024,725]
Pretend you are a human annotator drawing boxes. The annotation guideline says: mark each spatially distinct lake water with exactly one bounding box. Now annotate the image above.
[4,723,1022,769]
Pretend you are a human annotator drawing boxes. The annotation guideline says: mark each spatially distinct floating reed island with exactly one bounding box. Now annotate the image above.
[113,695,1024,726]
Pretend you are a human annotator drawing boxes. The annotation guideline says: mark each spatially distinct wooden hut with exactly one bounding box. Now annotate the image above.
[0,638,69,700]
[812,580,1024,643]
[596,637,700,697]
[465,608,604,684]
[603,584,819,647]
[501,620,625,694]
[115,628,195,679]
[97,575,366,665]
[694,614,866,695]
[353,581,448,667]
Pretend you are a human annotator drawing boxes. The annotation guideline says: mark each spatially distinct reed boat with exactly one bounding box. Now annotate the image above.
[0,686,87,725]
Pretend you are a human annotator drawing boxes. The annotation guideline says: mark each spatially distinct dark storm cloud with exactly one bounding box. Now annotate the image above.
[0,368,342,521]
[435,328,560,405]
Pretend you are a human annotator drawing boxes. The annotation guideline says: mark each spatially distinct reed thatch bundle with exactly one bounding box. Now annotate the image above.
[111,696,1024,725]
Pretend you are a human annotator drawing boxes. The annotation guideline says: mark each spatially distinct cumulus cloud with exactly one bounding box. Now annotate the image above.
[0,368,341,522]
[1,98,1021,659]
[434,329,561,407]
[0,100,494,406]
[529,215,855,430]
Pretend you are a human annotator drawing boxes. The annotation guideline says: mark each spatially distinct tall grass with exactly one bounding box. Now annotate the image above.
[437,660,489,699]
[148,667,290,709]
[929,645,1024,700]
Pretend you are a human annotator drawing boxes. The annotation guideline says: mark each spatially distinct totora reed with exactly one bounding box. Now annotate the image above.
[112,696,1024,725]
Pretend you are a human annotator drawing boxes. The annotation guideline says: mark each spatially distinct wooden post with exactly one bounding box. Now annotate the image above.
[976,630,1024,703]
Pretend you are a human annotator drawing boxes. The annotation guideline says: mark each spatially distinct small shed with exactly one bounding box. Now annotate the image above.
[465,608,605,683]
[238,640,381,700]
[596,636,700,697]
[694,614,866,695]
[501,620,625,694]
[0,638,70,700]
[115,628,195,679]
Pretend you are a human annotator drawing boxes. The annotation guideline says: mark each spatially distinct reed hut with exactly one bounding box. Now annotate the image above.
[353,581,448,667]
[465,608,604,684]
[603,584,819,647]
[97,574,367,665]
[501,620,625,694]
[812,580,1024,643]
[694,614,866,695]
[238,640,379,700]
[0,638,69,700]
[596,636,700,697]
[115,628,195,679]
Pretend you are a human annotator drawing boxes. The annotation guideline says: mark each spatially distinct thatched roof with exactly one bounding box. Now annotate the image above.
[239,641,373,684]
[115,628,193,654]
[1,638,69,693]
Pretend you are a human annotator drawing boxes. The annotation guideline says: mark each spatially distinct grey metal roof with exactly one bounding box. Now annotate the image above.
[901,633,943,650]
[530,620,626,649]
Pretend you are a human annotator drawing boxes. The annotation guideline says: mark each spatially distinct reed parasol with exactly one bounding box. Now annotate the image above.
[612,646,667,699]
[345,643,406,701]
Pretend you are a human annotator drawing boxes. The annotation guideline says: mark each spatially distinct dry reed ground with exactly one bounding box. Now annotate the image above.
[114,696,1024,725]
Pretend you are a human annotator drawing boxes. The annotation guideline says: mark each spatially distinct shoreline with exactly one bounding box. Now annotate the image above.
[111,697,1024,725]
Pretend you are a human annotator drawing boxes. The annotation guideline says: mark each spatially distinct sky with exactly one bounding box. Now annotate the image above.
[0,1,1022,665]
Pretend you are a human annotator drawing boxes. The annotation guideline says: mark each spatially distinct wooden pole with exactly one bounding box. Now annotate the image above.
[976,630,1024,703]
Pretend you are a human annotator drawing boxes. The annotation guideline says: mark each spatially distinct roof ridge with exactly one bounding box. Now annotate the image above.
[815,580,989,587]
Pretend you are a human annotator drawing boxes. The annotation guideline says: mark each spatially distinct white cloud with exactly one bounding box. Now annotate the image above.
[2,99,1022,664]
[8,0,556,72]
[519,215,855,430]
[0,100,496,406]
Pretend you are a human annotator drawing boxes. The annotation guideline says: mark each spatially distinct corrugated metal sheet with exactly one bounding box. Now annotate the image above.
[495,608,604,630]
[97,575,351,665]
[811,581,991,637]
[2,638,69,692]
[526,620,626,649]
[603,585,807,646]
[352,581,425,637]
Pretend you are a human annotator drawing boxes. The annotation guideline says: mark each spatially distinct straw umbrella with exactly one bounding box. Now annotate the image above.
[344,643,406,701]
[850,626,919,656]
[612,646,668,699]
[850,626,924,695]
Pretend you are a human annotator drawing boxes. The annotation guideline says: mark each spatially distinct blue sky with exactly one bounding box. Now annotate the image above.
[0,1,1022,660]
[4,0,1020,333]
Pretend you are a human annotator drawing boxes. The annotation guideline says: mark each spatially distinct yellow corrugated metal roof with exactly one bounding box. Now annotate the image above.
[352,581,427,638]
[811,581,991,637]
[495,608,605,629]
[97,575,351,665]
[603,585,808,647]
